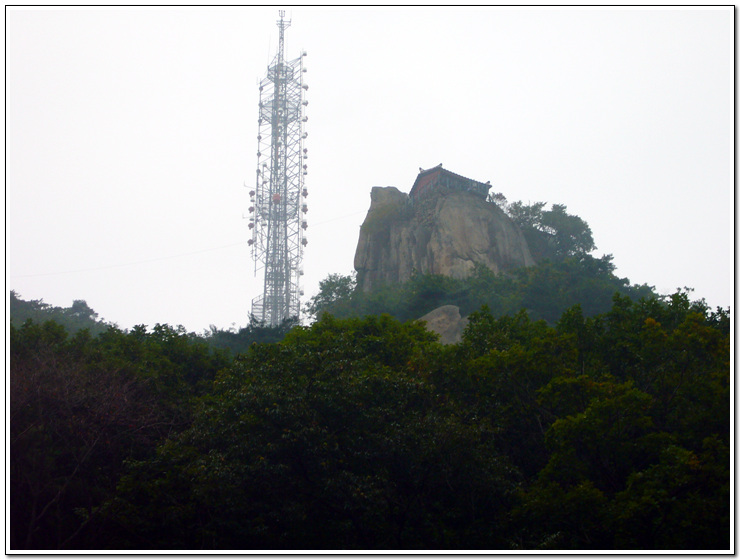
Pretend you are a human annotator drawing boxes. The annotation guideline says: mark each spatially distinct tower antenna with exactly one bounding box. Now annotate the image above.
[247,10,309,326]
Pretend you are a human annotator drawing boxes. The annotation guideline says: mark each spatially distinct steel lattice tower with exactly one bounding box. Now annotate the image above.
[247,11,309,326]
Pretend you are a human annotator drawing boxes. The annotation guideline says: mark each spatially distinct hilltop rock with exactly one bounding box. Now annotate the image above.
[418,305,468,345]
[354,186,535,292]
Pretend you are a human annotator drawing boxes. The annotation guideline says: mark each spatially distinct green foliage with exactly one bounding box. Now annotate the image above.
[11,190,725,550]
[509,292,730,550]
[203,314,298,355]
[307,200,656,326]
[306,271,472,323]
[541,203,596,258]
[511,254,651,323]
[455,308,579,478]
[10,286,730,550]
[611,440,729,549]
[105,314,518,549]
[10,290,111,335]
[304,272,357,321]
[9,319,230,549]
[503,199,595,261]
[506,200,547,230]
[309,254,655,325]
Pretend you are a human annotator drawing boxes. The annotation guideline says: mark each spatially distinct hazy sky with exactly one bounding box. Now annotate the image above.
[7,6,734,333]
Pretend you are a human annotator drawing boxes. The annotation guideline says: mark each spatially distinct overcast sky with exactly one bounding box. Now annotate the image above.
[7,6,734,333]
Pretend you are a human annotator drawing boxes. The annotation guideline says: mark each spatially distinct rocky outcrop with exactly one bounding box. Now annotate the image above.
[418,305,468,345]
[354,186,535,292]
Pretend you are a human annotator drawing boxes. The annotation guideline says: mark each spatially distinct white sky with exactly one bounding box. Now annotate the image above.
[6,6,734,333]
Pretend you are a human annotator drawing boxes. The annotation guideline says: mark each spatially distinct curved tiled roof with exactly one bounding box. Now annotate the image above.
[410,165,490,199]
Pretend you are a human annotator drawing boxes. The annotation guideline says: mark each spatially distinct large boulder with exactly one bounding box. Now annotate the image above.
[418,305,468,345]
[354,186,535,292]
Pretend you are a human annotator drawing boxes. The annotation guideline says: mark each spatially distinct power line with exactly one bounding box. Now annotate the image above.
[9,241,247,279]
[311,210,365,228]
[9,211,367,280]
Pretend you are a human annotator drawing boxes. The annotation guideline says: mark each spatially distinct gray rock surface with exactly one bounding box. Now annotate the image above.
[418,305,468,345]
[354,186,535,292]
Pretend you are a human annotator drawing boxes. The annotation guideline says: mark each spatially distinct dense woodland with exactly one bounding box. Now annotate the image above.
[9,202,731,550]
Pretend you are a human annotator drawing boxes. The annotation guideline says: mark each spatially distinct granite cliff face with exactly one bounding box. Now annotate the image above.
[354,186,535,292]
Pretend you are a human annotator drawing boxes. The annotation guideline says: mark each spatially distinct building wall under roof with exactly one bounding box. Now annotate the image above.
[409,167,490,201]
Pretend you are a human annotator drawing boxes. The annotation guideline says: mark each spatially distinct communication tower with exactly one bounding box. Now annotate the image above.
[247,11,309,326]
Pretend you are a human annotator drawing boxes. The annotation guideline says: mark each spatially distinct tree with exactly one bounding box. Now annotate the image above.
[510,292,730,550]
[68,299,99,321]
[458,307,578,477]
[104,314,520,549]
[403,272,467,321]
[10,285,728,550]
[540,204,595,258]
[10,291,110,335]
[304,272,357,320]
[611,440,729,549]
[487,191,510,212]
[505,201,595,261]
[203,315,298,354]
[308,251,654,328]
[9,322,170,549]
[507,200,547,231]
[10,319,231,549]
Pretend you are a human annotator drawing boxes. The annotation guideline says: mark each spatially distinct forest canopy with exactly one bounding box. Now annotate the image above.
[9,289,730,550]
[8,203,730,551]
[306,253,655,324]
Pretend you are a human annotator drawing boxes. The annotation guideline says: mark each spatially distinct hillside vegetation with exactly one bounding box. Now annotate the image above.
[310,198,654,324]
[9,203,730,550]
[10,290,111,335]
[9,290,729,550]
[307,254,655,325]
